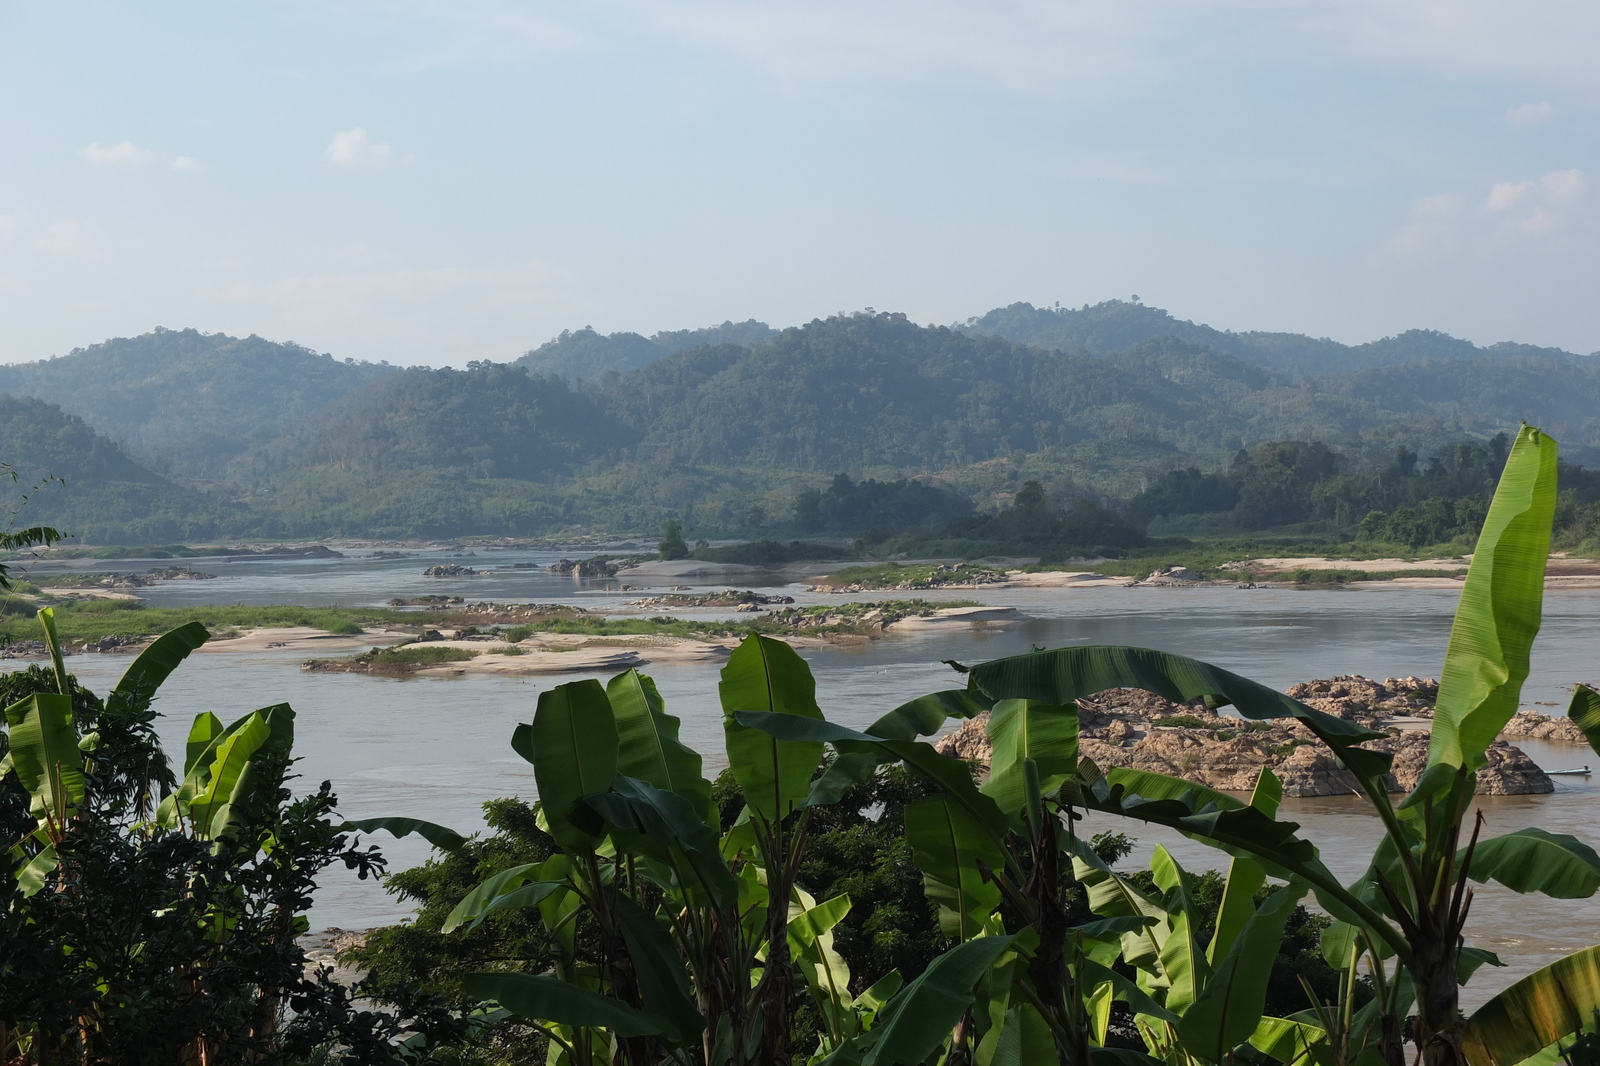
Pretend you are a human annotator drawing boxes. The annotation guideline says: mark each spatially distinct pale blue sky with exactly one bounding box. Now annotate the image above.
[0,1,1595,367]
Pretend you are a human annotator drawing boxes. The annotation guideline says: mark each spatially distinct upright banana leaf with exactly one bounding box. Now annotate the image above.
[4,693,82,827]
[608,669,711,822]
[1461,944,1600,1066]
[905,794,1005,940]
[861,934,1016,1066]
[181,704,295,840]
[518,678,618,851]
[37,607,68,698]
[184,712,226,775]
[980,698,1078,821]
[1179,884,1308,1064]
[1429,424,1558,770]
[1150,846,1208,1013]
[720,634,824,822]
[1208,770,1280,965]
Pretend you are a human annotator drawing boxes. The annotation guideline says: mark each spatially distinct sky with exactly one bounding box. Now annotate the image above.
[0,0,1595,367]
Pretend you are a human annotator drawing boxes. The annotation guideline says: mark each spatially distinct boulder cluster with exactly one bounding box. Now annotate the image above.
[934,676,1575,797]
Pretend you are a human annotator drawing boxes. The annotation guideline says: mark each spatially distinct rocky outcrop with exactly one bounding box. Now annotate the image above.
[934,678,1557,797]
[1500,709,1588,744]
[423,564,481,577]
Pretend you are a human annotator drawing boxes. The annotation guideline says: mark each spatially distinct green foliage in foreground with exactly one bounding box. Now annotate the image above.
[0,614,468,1062]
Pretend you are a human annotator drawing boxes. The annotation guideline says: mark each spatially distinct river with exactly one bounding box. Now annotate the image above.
[14,547,1600,1008]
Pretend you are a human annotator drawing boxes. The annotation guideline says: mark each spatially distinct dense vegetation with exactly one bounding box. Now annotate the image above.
[2,304,1598,542]
[9,430,1600,1064]
[0,328,393,479]
[516,320,776,381]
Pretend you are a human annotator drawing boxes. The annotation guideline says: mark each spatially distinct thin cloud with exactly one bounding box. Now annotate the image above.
[1506,102,1553,127]
[80,141,159,167]
[170,156,201,171]
[35,218,100,257]
[1483,181,1532,212]
[325,128,397,168]
[1388,193,1461,259]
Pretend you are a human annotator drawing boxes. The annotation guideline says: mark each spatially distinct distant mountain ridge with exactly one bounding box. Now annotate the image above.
[955,300,1592,379]
[0,303,1595,541]
[515,319,776,381]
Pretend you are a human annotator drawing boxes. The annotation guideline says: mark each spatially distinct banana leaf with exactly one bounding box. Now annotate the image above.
[862,934,1016,1066]
[1429,424,1558,771]
[985,1003,1057,1065]
[1462,943,1600,1066]
[980,698,1078,821]
[1180,884,1309,1064]
[720,634,825,822]
[614,894,705,1044]
[462,972,667,1037]
[581,775,738,907]
[1208,770,1279,965]
[608,669,711,823]
[1565,683,1600,760]
[342,816,467,853]
[105,620,209,719]
[965,645,1385,764]
[520,679,618,851]
[1248,1016,1329,1066]
[442,862,547,933]
[4,693,82,826]
[1463,827,1600,898]
[904,794,1004,940]
[1081,768,1408,963]
[184,712,225,776]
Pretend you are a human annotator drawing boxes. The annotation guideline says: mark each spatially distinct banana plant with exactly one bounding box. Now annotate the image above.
[453,637,1038,1066]
[1069,770,1311,1065]
[454,638,867,1064]
[886,425,1600,1066]
[4,613,209,892]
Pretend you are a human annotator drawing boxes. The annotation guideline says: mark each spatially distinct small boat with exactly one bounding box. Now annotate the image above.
[1548,766,1592,775]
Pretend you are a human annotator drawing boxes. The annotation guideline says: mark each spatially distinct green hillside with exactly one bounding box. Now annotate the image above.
[515,319,775,381]
[1,305,1596,543]
[0,328,395,478]
[0,394,236,543]
[960,300,1589,378]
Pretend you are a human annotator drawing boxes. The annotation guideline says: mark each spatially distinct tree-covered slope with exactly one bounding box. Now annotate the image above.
[959,300,1592,379]
[0,328,395,478]
[515,319,774,381]
[0,394,236,543]
[259,362,628,479]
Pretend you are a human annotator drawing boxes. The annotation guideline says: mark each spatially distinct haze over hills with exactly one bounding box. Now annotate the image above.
[0,301,1594,542]
[0,328,394,480]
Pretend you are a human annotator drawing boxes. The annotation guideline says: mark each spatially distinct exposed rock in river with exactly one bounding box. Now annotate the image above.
[934,676,1562,797]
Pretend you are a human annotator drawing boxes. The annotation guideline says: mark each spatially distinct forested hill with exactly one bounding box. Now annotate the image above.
[1,307,1598,541]
[0,395,236,543]
[958,300,1590,379]
[0,328,395,479]
[515,319,775,381]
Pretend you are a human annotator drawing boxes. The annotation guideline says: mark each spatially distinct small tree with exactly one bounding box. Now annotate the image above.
[658,518,689,560]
